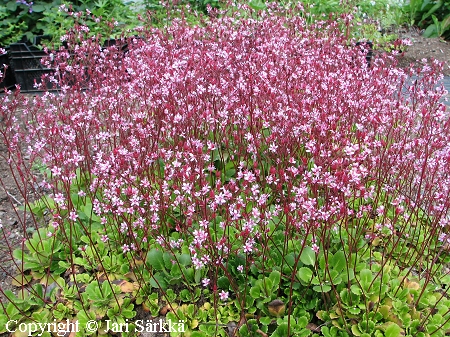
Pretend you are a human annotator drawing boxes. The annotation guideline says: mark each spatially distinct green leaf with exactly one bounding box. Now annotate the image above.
[421,0,443,22]
[350,284,362,295]
[260,316,272,325]
[194,268,201,284]
[348,307,361,314]
[180,289,191,301]
[249,0,267,10]
[191,332,207,337]
[441,14,450,33]
[432,14,440,28]
[263,277,273,295]
[218,276,230,289]
[31,4,45,12]
[321,326,332,337]
[300,246,316,266]
[85,281,102,300]
[351,325,362,336]
[77,310,97,335]
[225,169,236,178]
[268,270,281,286]
[360,269,373,289]
[343,268,355,282]
[313,284,331,292]
[272,322,288,337]
[178,253,191,266]
[7,1,18,11]
[423,24,438,38]
[297,315,308,328]
[329,269,342,285]
[170,264,182,280]
[12,249,23,260]
[0,314,9,333]
[331,251,346,272]
[146,249,165,270]
[250,286,260,299]
[185,267,194,282]
[385,323,402,337]
[297,267,313,283]
[284,253,296,267]
[149,273,167,290]
[163,252,173,269]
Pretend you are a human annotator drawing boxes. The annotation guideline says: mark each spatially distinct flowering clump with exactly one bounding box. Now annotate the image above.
[1,5,450,336]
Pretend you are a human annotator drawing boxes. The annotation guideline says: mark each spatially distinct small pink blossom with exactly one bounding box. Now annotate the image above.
[51,166,62,177]
[54,193,65,206]
[69,211,78,221]
[219,290,229,301]
[312,244,319,254]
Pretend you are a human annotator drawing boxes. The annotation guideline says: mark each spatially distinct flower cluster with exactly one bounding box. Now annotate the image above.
[1,7,449,299]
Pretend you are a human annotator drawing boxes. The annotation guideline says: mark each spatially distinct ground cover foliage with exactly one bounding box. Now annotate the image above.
[1,4,450,337]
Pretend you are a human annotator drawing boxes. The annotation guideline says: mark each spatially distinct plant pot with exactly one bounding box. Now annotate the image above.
[0,47,17,91]
[9,43,54,92]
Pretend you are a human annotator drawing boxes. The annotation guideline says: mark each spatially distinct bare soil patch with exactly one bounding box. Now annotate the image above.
[0,140,26,303]
[396,28,450,76]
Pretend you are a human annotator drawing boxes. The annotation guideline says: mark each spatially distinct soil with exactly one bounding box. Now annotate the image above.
[395,28,450,76]
[0,30,450,336]
[0,142,27,302]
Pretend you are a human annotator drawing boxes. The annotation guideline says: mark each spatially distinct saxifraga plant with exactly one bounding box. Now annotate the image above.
[1,3,450,337]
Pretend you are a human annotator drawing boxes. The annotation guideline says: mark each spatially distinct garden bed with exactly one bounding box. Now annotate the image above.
[1,10,450,337]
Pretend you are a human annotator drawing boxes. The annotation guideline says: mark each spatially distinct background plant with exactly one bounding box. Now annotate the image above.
[1,3,450,337]
[0,0,138,46]
[403,0,450,39]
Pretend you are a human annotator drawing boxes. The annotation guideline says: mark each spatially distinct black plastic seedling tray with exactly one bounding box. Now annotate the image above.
[9,43,54,92]
[0,48,17,91]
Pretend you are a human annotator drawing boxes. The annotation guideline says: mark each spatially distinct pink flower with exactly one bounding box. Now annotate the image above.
[312,244,319,254]
[219,290,229,301]
[243,238,255,254]
[51,166,62,177]
[69,211,78,221]
[54,193,65,206]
